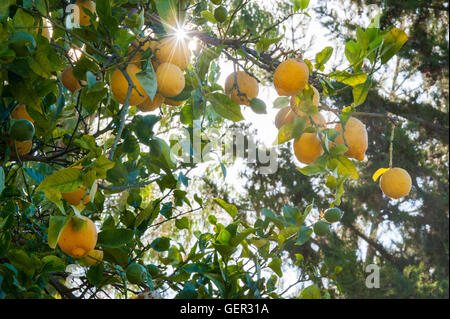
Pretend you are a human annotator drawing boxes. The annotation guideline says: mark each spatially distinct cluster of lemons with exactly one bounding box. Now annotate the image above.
[271,57,411,200]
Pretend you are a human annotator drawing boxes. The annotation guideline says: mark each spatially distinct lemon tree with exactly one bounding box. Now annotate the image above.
[0,0,417,300]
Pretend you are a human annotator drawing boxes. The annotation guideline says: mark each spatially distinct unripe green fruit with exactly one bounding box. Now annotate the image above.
[10,119,35,141]
[214,6,228,23]
[211,0,222,5]
[126,264,147,285]
[323,208,343,223]
[9,32,37,57]
[313,220,330,236]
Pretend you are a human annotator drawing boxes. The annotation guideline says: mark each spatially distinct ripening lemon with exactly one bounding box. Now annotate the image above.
[111,64,147,105]
[155,36,191,70]
[11,104,34,124]
[275,107,326,130]
[275,107,296,129]
[62,187,90,206]
[57,216,97,258]
[224,71,259,105]
[62,67,82,93]
[137,93,165,112]
[334,117,368,161]
[164,98,184,106]
[84,249,103,266]
[293,133,323,164]
[273,58,309,96]
[8,139,32,155]
[74,0,96,26]
[379,167,412,199]
[156,62,185,97]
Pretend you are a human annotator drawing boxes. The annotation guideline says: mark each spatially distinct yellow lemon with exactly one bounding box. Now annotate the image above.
[84,249,103,266]
[62,67,82,93]
[74,0,96,27]
[273,58,309,96]
[137,93,165,112]
[57,216,97,258]
[224,71,259,105]
[156,62,185,97]
[11,104,34,124]
[334,117,368,161]
[379,167,412,199]
[293,133,323,164]
[111,64,147,105]
[155,36,191,70]
[62,187,90,206]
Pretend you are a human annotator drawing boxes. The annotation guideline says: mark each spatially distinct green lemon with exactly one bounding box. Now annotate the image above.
[313,220,330,236]
[214,6,228,23]
[323,208,343,223]
[9,119,35,141]
[9,32,37,57]
[126,263,147,285]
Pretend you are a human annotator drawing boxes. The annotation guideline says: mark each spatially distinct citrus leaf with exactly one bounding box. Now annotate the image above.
[37,167,82,193]
[98,229,134,248]
[213,198,238,218]
[207,93,244,122]
[48,216,70,249]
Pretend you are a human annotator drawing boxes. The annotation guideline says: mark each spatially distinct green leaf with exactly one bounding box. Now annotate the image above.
[182,263,211,274]
[273,96,290,109]
[268,257,282,277]
[207,93,244,122]
[295,226,313,245]
[151,237,171,252]
[37,167,82,193]
[380,28,408,64]
[86,264,104,287]
[213,198,238,218]
[201,10,217,24]
[136,64,157,101]
[315,46,333,71]
[0,167,4,195]
[338,155,358,180]
[230,228,256,247]
[333,71,367,87]
[98,229,134,248]
[0,0,15,20]
[47,216,70,249]
[299,284,321,299]
[352,76,372,106]
[175,216,191,230]
[41,255,65,273]
[345,40,361,65]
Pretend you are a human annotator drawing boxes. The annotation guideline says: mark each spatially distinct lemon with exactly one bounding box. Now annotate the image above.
[57,216,97,258]
[379,167,412,199]
[293,133,323,164]
[62,67,83,93]
[111,64,147,105]
[273,58,309,96]
[137,93,165,112]
[156,62,185,97]
[334,117,368,161]
[155,36,191,70]
[126,264,147,285]
[224,71,259,105]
